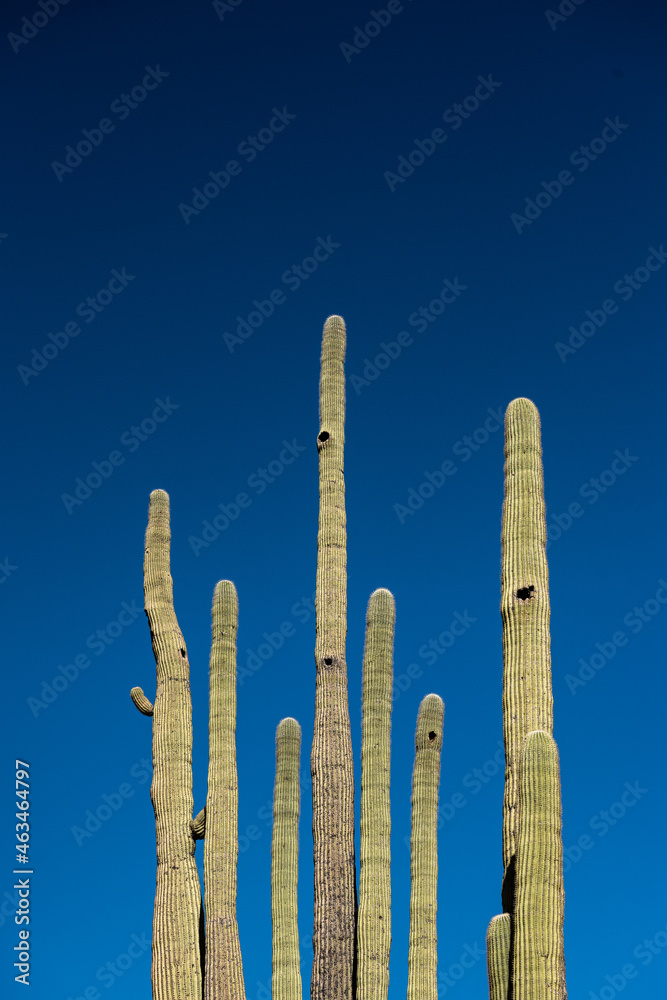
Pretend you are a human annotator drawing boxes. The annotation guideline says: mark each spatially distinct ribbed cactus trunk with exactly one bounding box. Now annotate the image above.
[134,489,203,1000]
[311,314,357,1000]
[500,399,553,899]
[512,731,565,1000]
[407,694,444,1000]
[204,580,246,1000]
[357,589,395,1000]
[272,718,302,1000]
[485,399,566,1000]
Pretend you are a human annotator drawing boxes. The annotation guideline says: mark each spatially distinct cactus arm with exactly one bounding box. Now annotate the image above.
[311,314,356,1000]
[130,686,154,716]
[500,399,553,900]
[204,580,246,1000]
[486,913,511,1000]
[512,731,566,1000]
[272,718,302,1000]
[357,588,395,1000]
[143,489,203,1000]
[190,808,206,840]
[407,694,444,1000]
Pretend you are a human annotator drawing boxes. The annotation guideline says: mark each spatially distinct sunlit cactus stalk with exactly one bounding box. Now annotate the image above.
[132,488,203,1000]
[500,398,553,907]
[271,717,302,1000]
[203,580,245,1000]
[512,731,565,1000]
[311,314,356,1000]
[407,694,444,1000]
[357,588,395,1000]
[486,913,510,1000]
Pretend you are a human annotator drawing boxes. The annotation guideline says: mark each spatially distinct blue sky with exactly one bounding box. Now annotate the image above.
[2,0,666,997]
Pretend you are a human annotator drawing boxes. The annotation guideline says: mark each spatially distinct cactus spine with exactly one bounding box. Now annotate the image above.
[311,314,356,1000]
[133,489,203,1000]
[485,398,566,999]
[357,588,395,1000]
[271,718,302,1000]
[203,580,245,1000]
[407,694,444,1000]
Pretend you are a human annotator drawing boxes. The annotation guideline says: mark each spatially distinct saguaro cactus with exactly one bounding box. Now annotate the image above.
[357,588,395,1000]
[131,489,203,1000]
[271,718,302,1000]
[485,398,566,999]
[311,314,357,1000]
[407,694,444,1000]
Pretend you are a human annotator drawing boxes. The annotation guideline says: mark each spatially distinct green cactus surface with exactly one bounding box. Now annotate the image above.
[134,488,203,1000]
[512,730,566,1000]
[500,398,553,900]
[203,580,245,1000]
[357,588,395,1000]
[486,913,511,1000]
[407,694,444,1000]
[311,314,356,1000]
[271,717,302,1000]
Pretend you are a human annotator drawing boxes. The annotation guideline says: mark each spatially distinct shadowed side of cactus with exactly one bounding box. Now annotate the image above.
[357,588,395,1000]
[311,315,356,1000]
[131,489,203,1000]
[486,913,511,1000]
[407,694,444,1000]
[204,580,246,1000]
[272,717,302,1000]
[500,398,553,907]
[512,731,565,1000]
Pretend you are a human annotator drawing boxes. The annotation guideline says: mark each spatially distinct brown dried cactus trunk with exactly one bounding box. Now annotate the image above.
[310,314,357,1000]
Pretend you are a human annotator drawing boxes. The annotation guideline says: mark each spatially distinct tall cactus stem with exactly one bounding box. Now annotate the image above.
[486,913,511,1000]
[142,488,203,1000]
[357,588,395,1000]
[500,398,553,904]
[407,693,444,1000]
[204,580,246,1000]
[311,314,356,1000]
[512,730,566,1000]
[272,718,302,1000]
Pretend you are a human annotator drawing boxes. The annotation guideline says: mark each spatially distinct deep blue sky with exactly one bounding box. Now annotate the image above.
[3,0,666,997]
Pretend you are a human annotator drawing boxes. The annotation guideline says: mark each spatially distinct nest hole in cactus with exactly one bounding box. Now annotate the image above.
[318,431,329,442]
[515,585,535,601]
[428,731,437,742]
